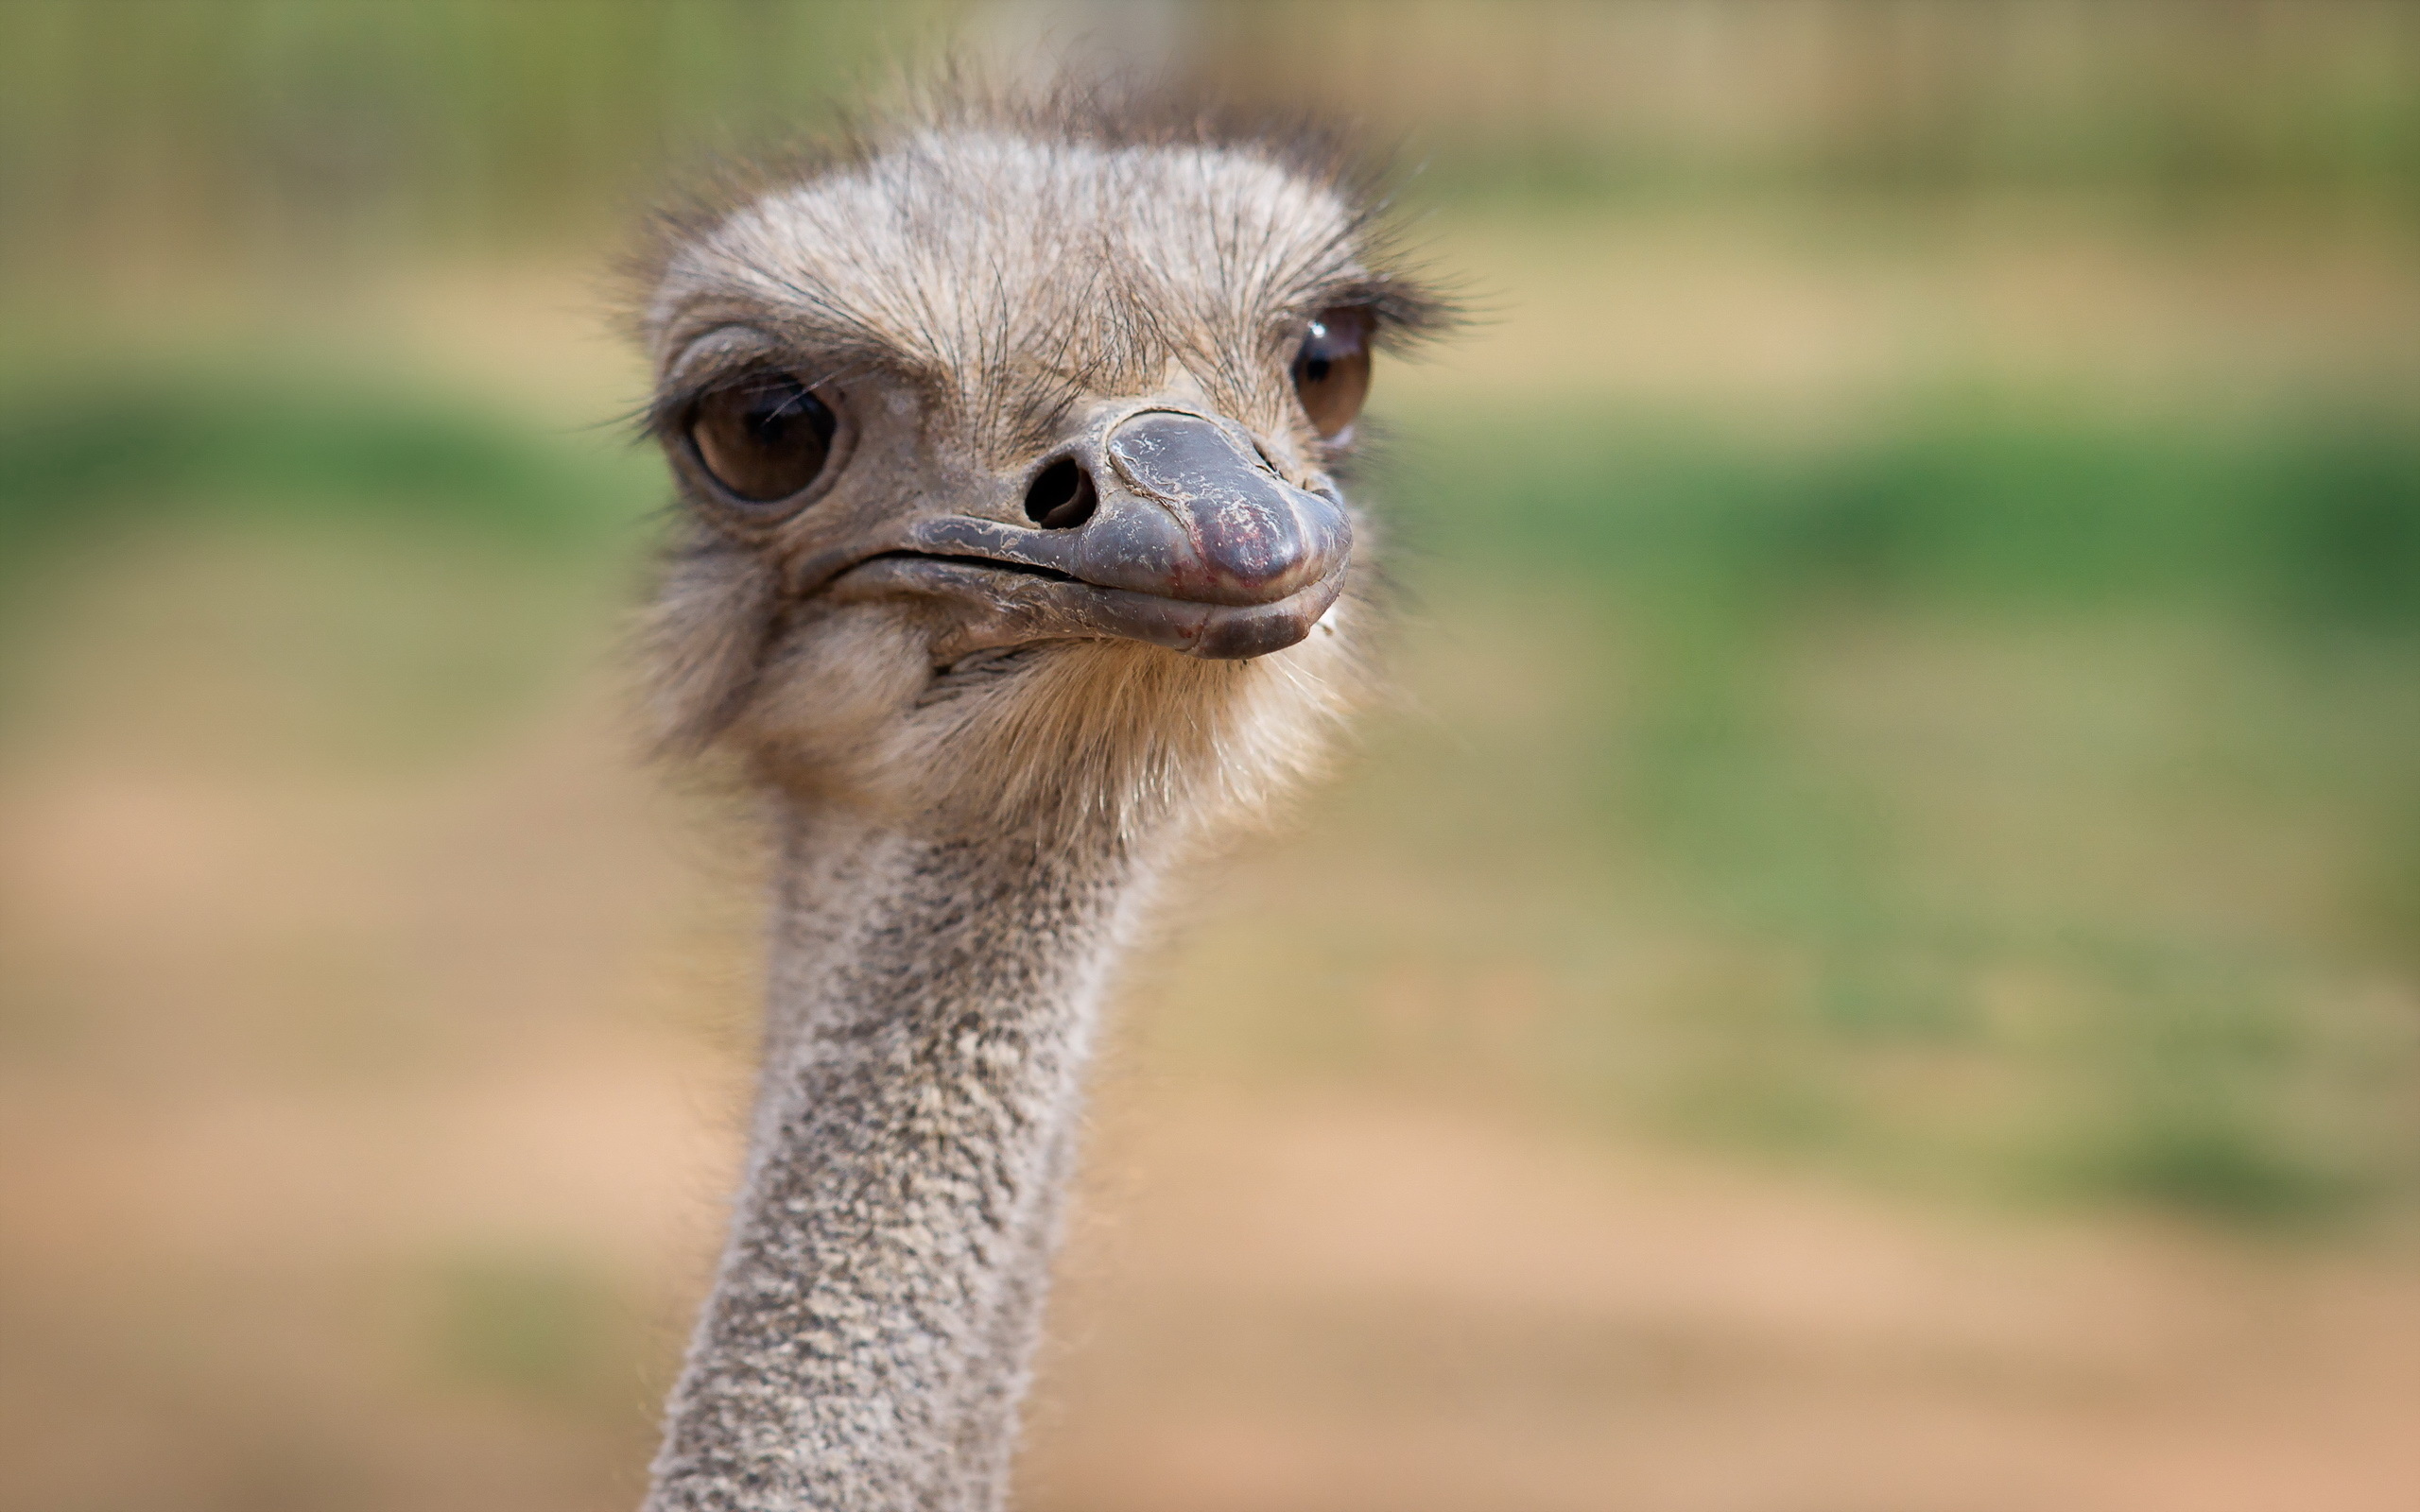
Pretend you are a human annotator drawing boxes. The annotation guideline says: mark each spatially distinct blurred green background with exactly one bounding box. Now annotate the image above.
[4,4,2418,1511]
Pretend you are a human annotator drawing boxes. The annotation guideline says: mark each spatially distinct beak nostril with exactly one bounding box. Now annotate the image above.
[1023,458,1098,530]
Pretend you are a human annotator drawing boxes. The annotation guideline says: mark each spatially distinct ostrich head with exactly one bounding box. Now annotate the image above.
[631,88,1446,838]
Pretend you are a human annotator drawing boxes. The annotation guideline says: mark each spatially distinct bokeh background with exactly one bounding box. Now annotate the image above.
[5,3,2419,1509]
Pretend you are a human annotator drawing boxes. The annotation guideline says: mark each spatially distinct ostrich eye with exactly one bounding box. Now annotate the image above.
[1290,307,1374,441]
[688,372,838,504]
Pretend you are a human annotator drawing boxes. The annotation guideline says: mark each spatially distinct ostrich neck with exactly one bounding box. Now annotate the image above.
[644,799,1152,1512]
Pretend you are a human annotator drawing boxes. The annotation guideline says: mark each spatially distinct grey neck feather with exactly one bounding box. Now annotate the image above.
[643,798,1152,1512]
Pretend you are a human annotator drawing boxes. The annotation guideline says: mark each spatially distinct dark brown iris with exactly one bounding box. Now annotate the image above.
[1290,307,1374,440]
[688,372,838,504]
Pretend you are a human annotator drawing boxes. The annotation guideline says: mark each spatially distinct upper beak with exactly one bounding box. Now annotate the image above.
[883,409,1354,660]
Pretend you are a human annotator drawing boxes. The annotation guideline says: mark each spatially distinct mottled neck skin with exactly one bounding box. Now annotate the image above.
[644,798,1152,1512]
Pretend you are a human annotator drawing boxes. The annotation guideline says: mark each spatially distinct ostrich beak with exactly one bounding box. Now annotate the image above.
[826,409,1354,661]
[1087,410,1352,609]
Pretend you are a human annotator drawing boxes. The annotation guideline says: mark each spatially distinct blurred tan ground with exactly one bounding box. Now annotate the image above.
[6,207,2420,1512]
[5,549,2418,1512]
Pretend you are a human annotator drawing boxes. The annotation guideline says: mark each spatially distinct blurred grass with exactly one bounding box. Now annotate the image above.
[428,1249,630,1408]
[1383,401,2420,621]
[7,368,2412,1225]
[1377,404,2420,1223]
[12,373,2416,615]
[0,370,654,571]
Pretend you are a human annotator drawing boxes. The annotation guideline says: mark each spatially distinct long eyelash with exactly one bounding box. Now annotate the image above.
[640,357,871,447]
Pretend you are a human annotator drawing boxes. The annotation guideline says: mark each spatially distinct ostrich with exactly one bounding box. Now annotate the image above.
[626,82,1448,1511]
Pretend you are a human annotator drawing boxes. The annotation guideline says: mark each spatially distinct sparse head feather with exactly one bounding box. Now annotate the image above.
[624,72,1452,846]
[620,72,1455,351]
